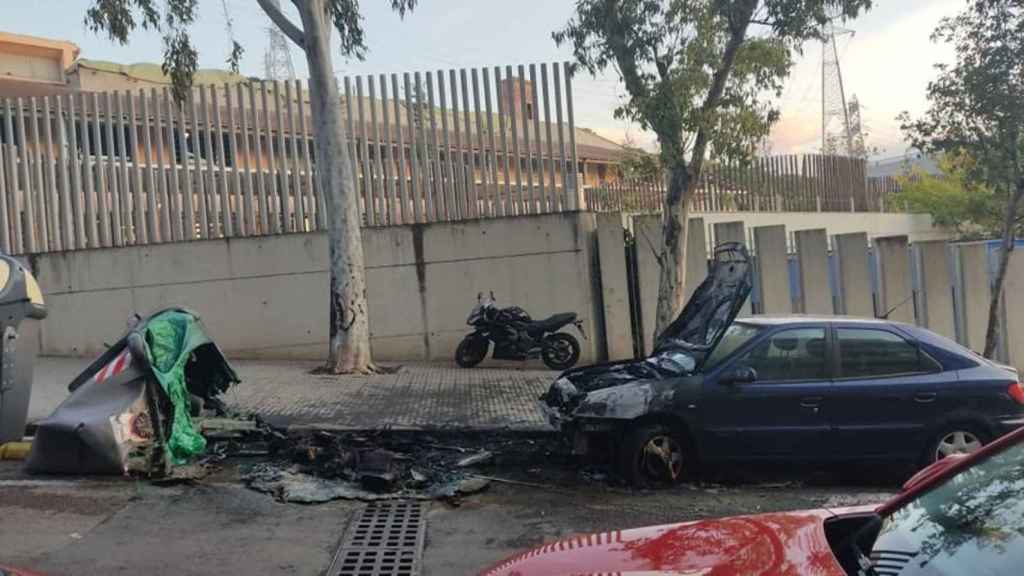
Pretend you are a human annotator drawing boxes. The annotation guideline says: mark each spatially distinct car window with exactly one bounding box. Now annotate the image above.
[703,323,762,369]
[873,440,1024,575]
[733,328,827,382]
[837,328,929,378]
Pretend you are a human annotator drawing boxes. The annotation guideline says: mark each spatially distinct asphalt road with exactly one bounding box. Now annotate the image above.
[0,457,896,576]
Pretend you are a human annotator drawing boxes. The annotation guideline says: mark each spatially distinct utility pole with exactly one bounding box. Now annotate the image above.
[822,9,854,155]
[264,0,296,81]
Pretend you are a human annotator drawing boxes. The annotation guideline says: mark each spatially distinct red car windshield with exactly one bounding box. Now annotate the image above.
[871,440,1024,575]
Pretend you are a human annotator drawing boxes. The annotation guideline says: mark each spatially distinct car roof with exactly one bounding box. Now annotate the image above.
[735,314,903,327]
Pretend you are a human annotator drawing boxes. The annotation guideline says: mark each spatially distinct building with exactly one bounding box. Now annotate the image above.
[0,30,629,190]
[0,31,79,97]
[867,152,940,178]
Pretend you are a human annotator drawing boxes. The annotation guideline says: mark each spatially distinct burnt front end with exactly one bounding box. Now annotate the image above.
[540,355,694,456]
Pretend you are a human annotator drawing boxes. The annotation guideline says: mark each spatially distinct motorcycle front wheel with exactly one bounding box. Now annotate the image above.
[455,336,489,368]
[541,332,580,370]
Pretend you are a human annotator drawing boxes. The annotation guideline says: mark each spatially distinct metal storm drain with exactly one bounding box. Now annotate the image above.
[330,500,427,576]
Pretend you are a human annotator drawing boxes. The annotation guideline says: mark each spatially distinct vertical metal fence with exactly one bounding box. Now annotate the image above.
[585,155,899,214]
[0,61,581,255]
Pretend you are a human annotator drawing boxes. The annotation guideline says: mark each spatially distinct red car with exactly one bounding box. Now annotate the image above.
[0,567,46,576]
[482,425,1024,575]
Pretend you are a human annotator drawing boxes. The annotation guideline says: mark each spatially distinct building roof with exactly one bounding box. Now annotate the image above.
[867,153,939,178]
[0,30,81,96]
[0,31,79,69]
[73,59,249,87]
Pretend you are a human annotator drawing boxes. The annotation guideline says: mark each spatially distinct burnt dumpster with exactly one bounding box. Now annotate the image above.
[0,255,47,445]
[25,307,239,476]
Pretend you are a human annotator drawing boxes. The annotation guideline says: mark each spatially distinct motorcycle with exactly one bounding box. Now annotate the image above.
[455,292,584,370]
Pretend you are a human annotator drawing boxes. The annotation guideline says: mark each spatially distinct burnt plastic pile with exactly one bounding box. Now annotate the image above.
[243,430,559,503]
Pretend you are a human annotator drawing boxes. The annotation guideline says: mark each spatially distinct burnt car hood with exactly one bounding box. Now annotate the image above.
[652,241,752,355]
[544,242,751,411]
[480,509,843,576]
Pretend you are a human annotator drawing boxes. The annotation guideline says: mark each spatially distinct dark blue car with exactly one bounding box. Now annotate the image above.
[543,244,1024,485]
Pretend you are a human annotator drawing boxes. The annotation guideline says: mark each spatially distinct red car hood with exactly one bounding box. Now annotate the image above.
[481,509,847,576]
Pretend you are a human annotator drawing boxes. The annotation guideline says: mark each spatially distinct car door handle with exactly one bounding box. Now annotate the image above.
[800,396,823,408]
[914,392,937,403]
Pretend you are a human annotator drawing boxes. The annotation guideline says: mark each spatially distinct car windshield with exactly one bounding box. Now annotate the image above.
[701,323,762,369]
[871,440,1024,575]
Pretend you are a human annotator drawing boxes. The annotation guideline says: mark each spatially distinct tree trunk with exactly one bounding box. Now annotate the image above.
[297,0,374,373]
[653,163,691,340]
[983,183,1024,359]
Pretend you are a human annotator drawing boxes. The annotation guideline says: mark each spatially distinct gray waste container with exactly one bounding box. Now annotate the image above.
[0,255,47,444]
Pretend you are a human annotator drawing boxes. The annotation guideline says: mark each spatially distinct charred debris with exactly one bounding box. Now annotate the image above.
[241,429,567,504]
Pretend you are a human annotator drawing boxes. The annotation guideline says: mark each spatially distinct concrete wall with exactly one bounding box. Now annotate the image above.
[634,216,660,355]
[916,241,955,340]
[713,221,750,315]
[834,232,873,317]
[875,236,913,324]
[956,243,990,352]
[596,212,632,361]
[685,219,708,302]
[712,221,746,245]
[753,225,790,314]
[694,211,948,243]
[795,229,832,314]
[33,212,603,363]
[633,215,708,355]
[1002,251,1024,370]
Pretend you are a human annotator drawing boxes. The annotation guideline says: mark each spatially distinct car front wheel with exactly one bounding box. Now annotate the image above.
[618,423,692,487]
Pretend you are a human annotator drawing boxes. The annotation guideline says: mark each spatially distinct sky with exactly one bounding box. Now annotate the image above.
[5,0,965,159]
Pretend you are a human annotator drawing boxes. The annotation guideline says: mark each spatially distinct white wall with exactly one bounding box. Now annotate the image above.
[32,212,603,363]
[695,211,948,243]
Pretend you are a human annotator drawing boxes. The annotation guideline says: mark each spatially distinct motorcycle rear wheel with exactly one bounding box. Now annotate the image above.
[455,336,489,368]
[541,332,580,370]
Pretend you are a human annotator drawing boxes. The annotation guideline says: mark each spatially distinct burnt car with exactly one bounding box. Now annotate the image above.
[542,243,1024,486]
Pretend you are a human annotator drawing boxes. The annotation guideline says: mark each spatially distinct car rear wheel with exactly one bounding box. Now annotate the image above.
[618,423,692,487]
[923,424,989,467]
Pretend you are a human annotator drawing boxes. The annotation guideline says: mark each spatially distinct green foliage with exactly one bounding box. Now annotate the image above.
[893,154,1003,238]
[554,0,873,172]
[899,0,1024,200]
[83,0,419,103]
[621,146,664,180]
[900,0,1024,358]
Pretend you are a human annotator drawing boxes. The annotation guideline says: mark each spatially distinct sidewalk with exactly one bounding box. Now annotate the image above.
[30,357,558,431]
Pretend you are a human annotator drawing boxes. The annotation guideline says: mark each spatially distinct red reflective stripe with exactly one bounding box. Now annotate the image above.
[96,350,131,383]
[113,350,131,375]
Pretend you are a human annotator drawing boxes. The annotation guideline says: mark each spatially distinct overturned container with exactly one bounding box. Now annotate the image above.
[0,255,47,445]
[26,307,239,476]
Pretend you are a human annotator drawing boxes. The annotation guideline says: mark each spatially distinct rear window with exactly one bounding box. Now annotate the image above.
[901,326,981,371]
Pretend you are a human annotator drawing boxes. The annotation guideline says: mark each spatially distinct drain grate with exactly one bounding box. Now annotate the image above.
[330,501,427,576]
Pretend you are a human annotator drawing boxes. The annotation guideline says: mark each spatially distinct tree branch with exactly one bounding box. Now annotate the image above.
[604,0,648,103]
[256,0,305,49]
[688,1,757,177]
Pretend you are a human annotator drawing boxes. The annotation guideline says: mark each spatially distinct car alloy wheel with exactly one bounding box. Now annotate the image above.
[641,434,684,482]
[935,430,983,460]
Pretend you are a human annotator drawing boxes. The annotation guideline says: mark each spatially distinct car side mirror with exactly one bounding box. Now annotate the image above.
[721,366,757,385]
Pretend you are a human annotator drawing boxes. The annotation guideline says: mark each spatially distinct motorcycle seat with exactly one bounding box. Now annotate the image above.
[526,312,577,333]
